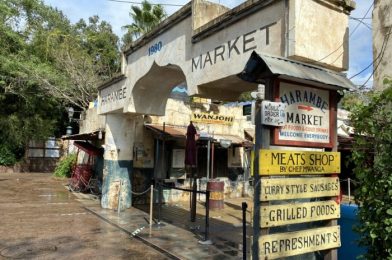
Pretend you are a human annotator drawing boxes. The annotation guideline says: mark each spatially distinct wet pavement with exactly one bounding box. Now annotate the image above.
[0,173,252,259]
[0,173,168,259]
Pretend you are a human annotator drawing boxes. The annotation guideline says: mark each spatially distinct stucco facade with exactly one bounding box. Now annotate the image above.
[373,0,392,90]
[95,0,355,209]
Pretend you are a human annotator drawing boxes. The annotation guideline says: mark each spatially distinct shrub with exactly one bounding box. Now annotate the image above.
[351,86,392,258]
[53,153,77,178]
[0,146,17,166]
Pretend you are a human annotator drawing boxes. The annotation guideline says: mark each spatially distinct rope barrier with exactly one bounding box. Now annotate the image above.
[160,183,207,194]
[131,187,152,196]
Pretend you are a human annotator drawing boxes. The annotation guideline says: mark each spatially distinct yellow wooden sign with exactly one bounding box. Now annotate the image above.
[259,150,340,175]
[261,177,340,201]
[261,200,340,227]
[259,226,341,259]
[191,112,234,125]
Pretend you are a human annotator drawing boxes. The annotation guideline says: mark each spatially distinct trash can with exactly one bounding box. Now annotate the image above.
[207,180,224,210]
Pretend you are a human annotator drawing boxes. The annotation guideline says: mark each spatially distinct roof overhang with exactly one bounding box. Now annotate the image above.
[62,130,104,141]
[238,51,356,91]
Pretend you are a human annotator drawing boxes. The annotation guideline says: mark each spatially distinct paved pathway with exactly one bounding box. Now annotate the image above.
[0,173,252,259]
[0,173,168,259]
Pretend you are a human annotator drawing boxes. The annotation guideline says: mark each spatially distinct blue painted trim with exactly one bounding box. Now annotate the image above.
[101,159,133,209]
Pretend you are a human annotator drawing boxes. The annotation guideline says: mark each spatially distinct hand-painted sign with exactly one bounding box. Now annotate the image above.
[258,150,340,175]
[261,177,340,201]
[191,22,276,72]
[261,200,340,227]
[191,112,234,125]
[259,226,341,259]
[100,86,127,105]
[274,81,334,148]
[261,101,287,126]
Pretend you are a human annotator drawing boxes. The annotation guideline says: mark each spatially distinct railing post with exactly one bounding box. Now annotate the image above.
[242,202,248,260]
[149,184,153,235]
[158,180,162,224]
[348,178,351,202]
[205,190,210,241]
[199,190,212,245]
[191,168,197,222]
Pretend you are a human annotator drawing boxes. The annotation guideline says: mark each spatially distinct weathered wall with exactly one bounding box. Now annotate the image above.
[373,0,392,90]
[288,0,350,71]
[79,107,106,134]
[192,0,230,31]
[101,114,135,209]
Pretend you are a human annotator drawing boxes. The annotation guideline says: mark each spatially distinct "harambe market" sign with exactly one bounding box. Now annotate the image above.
[258,150,340,175]
[259,226,341,259]
[261,177,340,201]
[274,82,332,148]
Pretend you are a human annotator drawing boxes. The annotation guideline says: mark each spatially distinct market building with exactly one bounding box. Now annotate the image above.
[86,0,356,209]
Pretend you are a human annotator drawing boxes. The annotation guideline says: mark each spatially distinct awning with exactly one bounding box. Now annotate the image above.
[74,141,102,156]
[62,130,104,141]
[145,124,248,145]
[244,128,255,142]
[238,51,356,90]
[145,124,187,138]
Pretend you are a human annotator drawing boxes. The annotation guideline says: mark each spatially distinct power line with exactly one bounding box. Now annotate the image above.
[316,3,374,63]
[107,0,184,7]
[358,25,392,88]
[349,5,392,86]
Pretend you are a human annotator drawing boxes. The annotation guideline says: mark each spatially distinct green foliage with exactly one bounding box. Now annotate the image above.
[0,0,120,163]
[339,90,373,111]
[351,86,392,258]
[0,145,16,166]
[122,0,166,48]
[53,153,76,178]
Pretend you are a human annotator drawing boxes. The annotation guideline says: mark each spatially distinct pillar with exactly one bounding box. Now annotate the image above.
[101,114,135,209]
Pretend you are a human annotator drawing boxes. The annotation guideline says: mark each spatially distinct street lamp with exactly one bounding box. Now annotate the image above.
[67,107,75,123]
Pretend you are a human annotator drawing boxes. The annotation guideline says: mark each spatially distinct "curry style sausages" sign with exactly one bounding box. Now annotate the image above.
[258,150,340,175]
[261,177,340,201]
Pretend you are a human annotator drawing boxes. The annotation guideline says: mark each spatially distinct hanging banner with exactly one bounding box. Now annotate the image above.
[259,226,341,259]
[258,150,340,175]
[261,177,340,201]
[273,81,335,148]
[261,200,340,227]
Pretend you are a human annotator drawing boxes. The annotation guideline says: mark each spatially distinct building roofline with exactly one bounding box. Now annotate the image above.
[97,74,126,91]
[123,2,192,56]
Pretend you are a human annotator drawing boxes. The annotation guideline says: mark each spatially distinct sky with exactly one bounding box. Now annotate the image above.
[42,0,374,88]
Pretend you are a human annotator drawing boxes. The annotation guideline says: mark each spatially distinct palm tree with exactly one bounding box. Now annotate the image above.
[122,0,166,47]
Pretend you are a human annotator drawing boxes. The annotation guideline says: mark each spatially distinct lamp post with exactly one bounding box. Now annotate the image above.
[66,107,75,155]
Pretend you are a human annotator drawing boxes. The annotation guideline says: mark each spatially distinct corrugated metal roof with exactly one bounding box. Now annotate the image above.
[238,51,356,90]
[145,124,247,145]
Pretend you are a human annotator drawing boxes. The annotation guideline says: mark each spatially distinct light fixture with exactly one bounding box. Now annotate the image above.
[219,139,232,148]
[67,107,75,122]
[66,126,72,136]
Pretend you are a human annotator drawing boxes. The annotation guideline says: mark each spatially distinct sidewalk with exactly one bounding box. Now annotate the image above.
[84,196,254,260]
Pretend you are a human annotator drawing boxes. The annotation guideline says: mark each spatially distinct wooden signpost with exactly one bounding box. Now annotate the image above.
[259,226,341,259]
[259,150,340,175]
[260,200,340,227]
[251,79,342,260]
[261,177,340,201]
